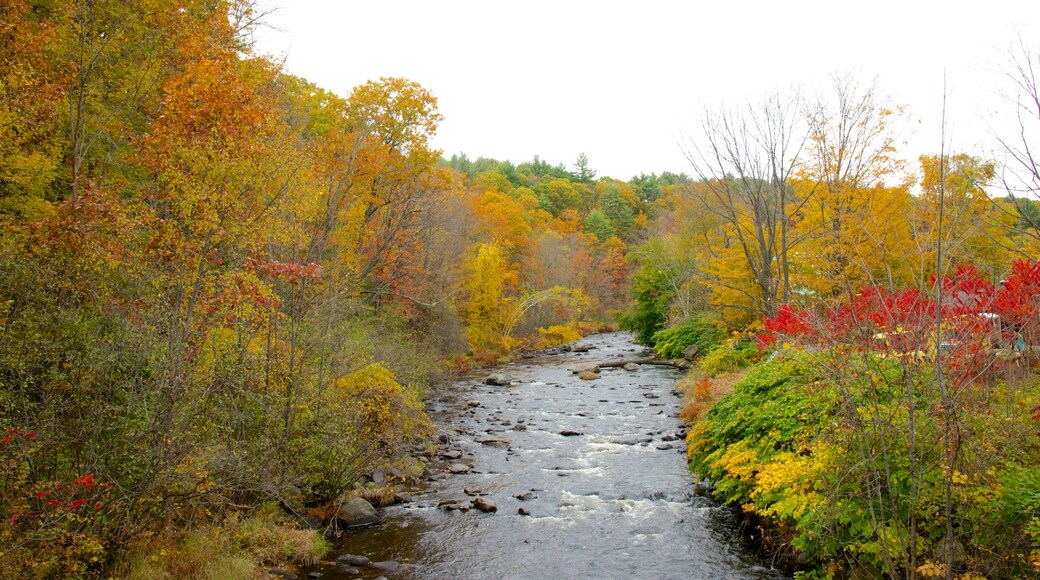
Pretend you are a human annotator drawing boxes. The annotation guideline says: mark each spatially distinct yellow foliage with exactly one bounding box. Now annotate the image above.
[536,324,582,348]
[331,362,431,450]
[752,443,833,521]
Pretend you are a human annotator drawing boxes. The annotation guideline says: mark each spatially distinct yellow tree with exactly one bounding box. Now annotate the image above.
[460,243,517,353]
[916,154,1008,278]
[683,89,805,318]
[795,74,910,296]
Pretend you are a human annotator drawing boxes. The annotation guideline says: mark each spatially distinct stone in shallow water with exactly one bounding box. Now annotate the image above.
[369,561,401,573]
[559,430,584,436]
[448,463,471,474]
[336,554,370,567]
[335,497,379,528]
[484,373,512,386]
[472,497,497,512]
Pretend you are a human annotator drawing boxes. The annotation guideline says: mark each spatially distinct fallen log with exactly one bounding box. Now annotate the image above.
[570,358,689,374]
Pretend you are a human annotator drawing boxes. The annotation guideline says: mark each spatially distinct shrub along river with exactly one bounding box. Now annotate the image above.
[303,332,784,579]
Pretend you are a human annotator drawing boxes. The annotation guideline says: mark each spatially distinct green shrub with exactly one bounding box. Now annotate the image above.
[698,339,758,376]
[651,316,724,359]
[618,265,675,345]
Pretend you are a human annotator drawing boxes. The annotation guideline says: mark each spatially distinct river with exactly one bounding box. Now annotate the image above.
[303,332,783,579]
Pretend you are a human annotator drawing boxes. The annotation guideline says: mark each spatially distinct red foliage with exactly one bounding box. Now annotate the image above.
[247,257,322,284]
[759,260,1040,386]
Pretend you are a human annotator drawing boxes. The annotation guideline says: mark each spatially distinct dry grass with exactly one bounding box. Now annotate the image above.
[120,511,329,579]
[675,368,750,424]
[355,485,396,507]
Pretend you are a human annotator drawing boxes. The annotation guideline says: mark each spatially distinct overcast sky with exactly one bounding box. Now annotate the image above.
[253,1,1036,181]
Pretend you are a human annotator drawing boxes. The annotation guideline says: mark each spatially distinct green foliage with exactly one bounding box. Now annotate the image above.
[599,183,636,238]
[688,350,1040,576]
[651,316,724,359]
[584,208,616,241]
[698,339,759,376]
[618,264,675,344]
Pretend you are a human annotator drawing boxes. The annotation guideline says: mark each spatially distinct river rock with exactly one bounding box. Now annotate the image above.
[478,438,511,449]
[578,370,599,380]
[512,424,527,431]
[484,373,512,386]
[371,469,386,484]
[467,400,480,407]
[657,443,674,450]
[336,497,380,527]
[513,491,536,500]
[518,507,531,516]
[307,572,322,579]
[559,429,584,436]
[464,487,483,496]
[572,362,600,374]
[338,567,360,575]
[448,463,471,474]
[370,561,401,573]
[472,497,497,512]
[438,433,450,443]
[623,362,640,371]
[661,434,678,442]
[439,449,463,460]
[337,554,370,567]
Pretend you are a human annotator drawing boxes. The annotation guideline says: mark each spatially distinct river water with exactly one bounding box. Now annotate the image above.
[305,332,783,579]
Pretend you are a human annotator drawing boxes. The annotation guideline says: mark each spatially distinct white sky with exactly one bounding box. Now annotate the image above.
[254,1,1037,181]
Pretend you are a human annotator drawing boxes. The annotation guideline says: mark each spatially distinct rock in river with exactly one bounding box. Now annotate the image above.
[336,554,370,567]
[578,370,599,380]
[448,463,472,474]
[560,429,584,436]
[472,497,497,512]
[335,497,380,528]
[484,373,512,386]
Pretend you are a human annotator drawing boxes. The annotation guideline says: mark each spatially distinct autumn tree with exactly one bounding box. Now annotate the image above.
[683,89,805,319]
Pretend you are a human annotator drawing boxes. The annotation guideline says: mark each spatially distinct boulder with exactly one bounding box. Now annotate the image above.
[448,463,472,474]
[471,497,497,512]
[683,345,700,359]
[483,374,512,386]
[578,370,599,380]
[518,507,531,516]
[337,554,370,567]
[336,497,380,528]
[623,362,640,371]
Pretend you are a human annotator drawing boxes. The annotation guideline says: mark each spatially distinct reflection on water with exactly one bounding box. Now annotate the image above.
[304,333,785,580]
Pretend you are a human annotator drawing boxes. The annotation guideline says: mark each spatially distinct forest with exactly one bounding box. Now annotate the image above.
[1,0,1038,578]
